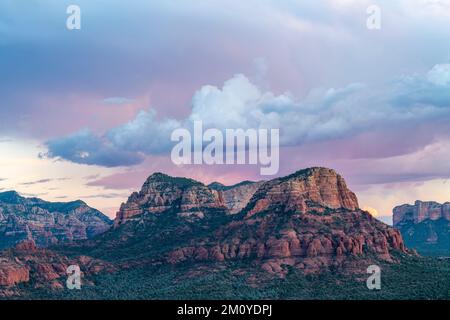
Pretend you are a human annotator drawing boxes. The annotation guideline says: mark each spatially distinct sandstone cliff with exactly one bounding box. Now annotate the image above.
[393,200,450,225]
[158,168,406,274]
[243,167,359,217]
[0,191,112,249]
[0,240,114,297]
[393,201,449,256]
[114,173,226,226]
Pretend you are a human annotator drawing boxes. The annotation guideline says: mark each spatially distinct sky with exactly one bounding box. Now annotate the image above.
[2,0,450,222]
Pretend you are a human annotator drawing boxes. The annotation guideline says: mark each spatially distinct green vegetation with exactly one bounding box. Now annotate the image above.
[398,219,450,257]
[19,254,450,300]
[60,207,232,262]
[147,172,204,189]
[208,180,258,191]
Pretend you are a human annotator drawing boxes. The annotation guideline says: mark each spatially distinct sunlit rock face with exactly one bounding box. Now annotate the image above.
[243,167,359,218]
[162,168,407,274]
[114,173,227,227]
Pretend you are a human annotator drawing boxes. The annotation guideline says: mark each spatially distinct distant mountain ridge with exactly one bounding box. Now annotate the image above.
[0,191,112,249]
[393,200,450,256]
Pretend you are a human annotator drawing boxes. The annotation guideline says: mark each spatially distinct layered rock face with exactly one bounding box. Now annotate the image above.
[243,168,359,217]
[168,212,405,274]
[393,201,449,256]
[116,167,359,227]
[111,168,407,274]
[208,181,264,214]
[393,201,450,225]
[0,191,112,249]
[166,168,407,274]
[0,240,114,296]
[115,173,226,226]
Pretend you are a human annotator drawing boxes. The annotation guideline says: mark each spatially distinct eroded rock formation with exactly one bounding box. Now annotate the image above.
[0,191,112,249]
[115,173,226,226]
[0,240,114,296]
[165,168,407,273]
[393,201,449,256]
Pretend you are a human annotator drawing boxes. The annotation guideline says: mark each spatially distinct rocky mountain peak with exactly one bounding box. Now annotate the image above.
[115,173,226,226]
[144,172,203,188]
[108,167,407,276]
[243,167,359,218]
[166,168,406,273]
[147,172,170,180]
[115,167,361,226]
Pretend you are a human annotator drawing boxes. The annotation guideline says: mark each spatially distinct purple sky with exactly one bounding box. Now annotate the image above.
[2,0,450,221]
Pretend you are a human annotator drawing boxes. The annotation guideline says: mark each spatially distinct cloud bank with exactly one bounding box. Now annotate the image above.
[43,64,450,168]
